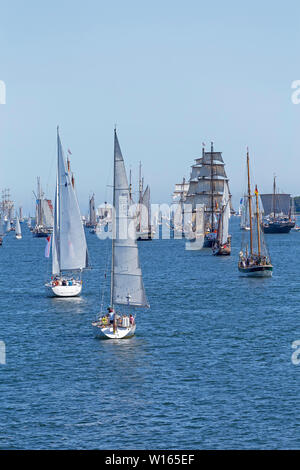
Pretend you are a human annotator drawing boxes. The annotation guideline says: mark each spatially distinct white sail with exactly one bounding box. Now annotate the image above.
[112,130,149,308]
[42,199,54,227]
[15,216,21,236]
[52,128,89,274]
[5,219,11,232]
[221,181,230,245]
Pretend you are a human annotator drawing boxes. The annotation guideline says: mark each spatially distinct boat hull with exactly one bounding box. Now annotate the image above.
[46,283,82,297]
[262,221,295,234]
[92,322,136,339]
[238,265,273,277]
[16,235,22,240]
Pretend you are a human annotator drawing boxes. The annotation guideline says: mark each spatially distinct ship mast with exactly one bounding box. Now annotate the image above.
[246,148,253,255]
[210,142,214,231]
[255,185,261,256]
[272,175,276,219]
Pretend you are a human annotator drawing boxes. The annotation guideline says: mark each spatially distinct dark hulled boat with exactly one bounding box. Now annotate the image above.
[261,177,295,233]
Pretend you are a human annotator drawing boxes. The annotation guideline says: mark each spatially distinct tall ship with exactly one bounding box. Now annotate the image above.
[261,177,295,233]
[32,177,54,237]
[238,149,273,277]
[185,142,232,249]
[92,129,149,339]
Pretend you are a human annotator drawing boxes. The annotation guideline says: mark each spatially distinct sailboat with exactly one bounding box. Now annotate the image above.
[212,180,231,255]
[261,176,295,233]
[32,177,54,237]
[45,127,89,297]
[15,215,22,239]
[136,162,154,240]
[5,218,12,233]
[85,194,97,229]
[92,129,149,339]
[238,149,273,277]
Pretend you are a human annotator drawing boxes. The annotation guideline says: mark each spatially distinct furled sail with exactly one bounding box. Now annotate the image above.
[112,130,149,308]
[52,128,89,274]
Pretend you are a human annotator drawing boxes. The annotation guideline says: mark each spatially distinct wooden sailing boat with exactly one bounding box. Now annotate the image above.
[238,149,273,277]
[15,215,22,239]
[92,129,149,339]
[45,127,89,297]
[212,180,231,255]
[261,176,295,233]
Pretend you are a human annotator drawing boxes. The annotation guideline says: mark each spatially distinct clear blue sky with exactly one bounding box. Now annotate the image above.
[0,0,300,214]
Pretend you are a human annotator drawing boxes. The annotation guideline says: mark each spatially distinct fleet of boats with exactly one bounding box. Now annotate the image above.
[1,133,299,338]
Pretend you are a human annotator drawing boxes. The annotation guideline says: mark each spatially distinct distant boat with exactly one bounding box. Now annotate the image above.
[261,177,295,233]
[15,215,22,239]
[5,218,12,233]
[238,149,273,277]
[92,129,149,339]
[32,177,54,237]
[136,162,154,240]
[85,194,97,229]
[45,127,89,297]
[212,180,231,255]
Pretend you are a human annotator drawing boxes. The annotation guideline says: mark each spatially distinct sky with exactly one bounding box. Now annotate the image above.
[0,0,300,215]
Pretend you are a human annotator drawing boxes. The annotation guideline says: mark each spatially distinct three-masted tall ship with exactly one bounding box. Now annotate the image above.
[185,142,232,250]
[238,149,273,277]
[261,176,295,233]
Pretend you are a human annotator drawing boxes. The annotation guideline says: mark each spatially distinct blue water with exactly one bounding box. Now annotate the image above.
[0,218,300,449]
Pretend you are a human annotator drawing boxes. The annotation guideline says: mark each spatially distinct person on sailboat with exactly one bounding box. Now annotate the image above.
[108,307,115,324]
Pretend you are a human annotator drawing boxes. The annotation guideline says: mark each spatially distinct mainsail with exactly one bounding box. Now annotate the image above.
[220,181,230,245]
[111,130,149,308]
[52,128,89,275]
[15,215,21,236]
[89,194,97,226]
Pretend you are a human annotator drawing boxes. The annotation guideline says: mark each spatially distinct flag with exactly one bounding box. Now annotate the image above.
[67,148,72,155]
[240,198,243,204]
[254,185,258,196]
[45,235,51,258]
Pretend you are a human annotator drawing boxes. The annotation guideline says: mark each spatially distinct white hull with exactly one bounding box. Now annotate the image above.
[92,322,136,339]
[239,270,272,278]
[45,283,82,297]
[185,236,204,251]
[16,235,22,239]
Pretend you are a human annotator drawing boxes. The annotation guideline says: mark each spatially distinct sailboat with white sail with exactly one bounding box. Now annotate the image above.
[212,180,231,255]
[15,215,22,239]
[92,129,149,339]
[136,162,154,240]
[45,127,89,297]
